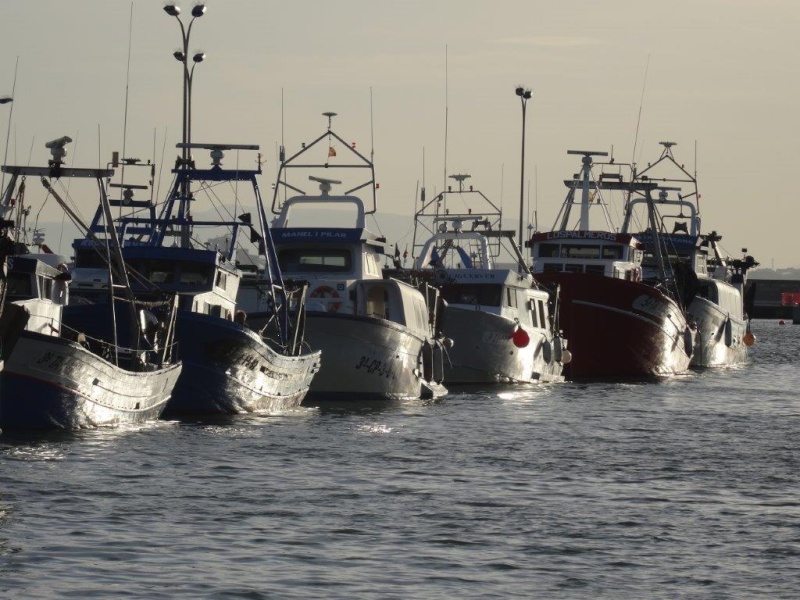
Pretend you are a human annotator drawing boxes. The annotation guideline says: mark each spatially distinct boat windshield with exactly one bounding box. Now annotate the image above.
[6,272,33,300]
[439,283,502,307]
[278,248,352,273]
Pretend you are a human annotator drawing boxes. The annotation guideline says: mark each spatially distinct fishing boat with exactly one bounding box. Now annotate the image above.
[395,173,568,383]
[67,143,321,415]
[625,141,758,367]
[0,216,25,374]
[0,139,182,430]
[238,112,447,402]
[529,150,695,379]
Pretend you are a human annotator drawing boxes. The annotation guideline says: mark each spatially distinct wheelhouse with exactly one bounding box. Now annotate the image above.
[530,231,644,280]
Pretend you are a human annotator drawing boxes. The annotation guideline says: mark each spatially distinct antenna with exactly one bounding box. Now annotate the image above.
[120,1,135,221]
[323,111,337,130]
[0,55,19,195]
[443,44,449,195]
[370,87,374,163]
[534,163,539,232]
[631,54,651,167]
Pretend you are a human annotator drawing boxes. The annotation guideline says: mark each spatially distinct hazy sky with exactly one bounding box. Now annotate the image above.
[1,0,797,268]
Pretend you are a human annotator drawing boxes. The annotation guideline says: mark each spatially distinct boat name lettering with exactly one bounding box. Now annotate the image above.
[482,331,511,344]
[632,295,670,320]
[354,355,395,379]
[280,230,349,239]
[208,344,259,370]
[548,231,619,241]
[36,351,66,370]
[451,272,500,281]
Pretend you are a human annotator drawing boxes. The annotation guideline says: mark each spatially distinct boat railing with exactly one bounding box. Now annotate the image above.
[59,322,178,371]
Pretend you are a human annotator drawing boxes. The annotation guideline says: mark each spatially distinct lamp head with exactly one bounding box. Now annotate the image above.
[515,86,532,100]
[191,4,206,17]
[192,52,206,63]
[0,96,12,105]
[173,50,186,62]
[163,4,180,17]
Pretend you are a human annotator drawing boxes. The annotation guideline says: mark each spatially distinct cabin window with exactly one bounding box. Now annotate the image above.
[365,286,388,319]
[602,245,623,259]
[364,253,379,276]
[530,300,539,328]
[439,283,502,307]
[136,259,175,284]
[40,277,54,300]
[538,300,548,327]
[542,263,563,273]
[564,263,583,273]
[74,248,108,269]
[216,271,227,289]
[279,248,352,273]
[6,272,32,298]
[505,288,518,309]
[538,243,560,258]
[697,282,719,304]
[562,244,601,259]
[414,296,429,331]
[695,254,707,275]
[179,265,212,286]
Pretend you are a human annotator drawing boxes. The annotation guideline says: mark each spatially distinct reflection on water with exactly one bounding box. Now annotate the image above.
[0,320,798,599]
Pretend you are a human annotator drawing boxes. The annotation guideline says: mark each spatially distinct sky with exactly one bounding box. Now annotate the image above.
[1,0,797,268]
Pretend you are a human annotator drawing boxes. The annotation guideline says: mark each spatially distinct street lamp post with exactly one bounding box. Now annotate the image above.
[515,85,532,258]
[163,3,206,166]
[164,3,206,248]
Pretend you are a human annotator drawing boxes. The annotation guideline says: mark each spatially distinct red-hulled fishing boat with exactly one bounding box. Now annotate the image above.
[528,150,695,379]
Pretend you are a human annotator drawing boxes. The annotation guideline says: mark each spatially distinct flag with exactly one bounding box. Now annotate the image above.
[403,246,408,266]
[393,243,401,268]
[328,146,337,157]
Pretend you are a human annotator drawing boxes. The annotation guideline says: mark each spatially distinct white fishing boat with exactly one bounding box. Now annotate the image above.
[0,140,182,430]
[399,174,568,384]
[625,142,758,367]
[238,113,448,402]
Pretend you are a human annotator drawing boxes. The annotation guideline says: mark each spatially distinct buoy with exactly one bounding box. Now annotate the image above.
[309,285,341,312]
[511,327,530,348]
[779,320,786,325]
[743,331,756,347]
[561,349,572,364]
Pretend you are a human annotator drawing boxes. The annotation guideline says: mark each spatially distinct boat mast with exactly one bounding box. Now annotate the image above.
[560,150,607,231]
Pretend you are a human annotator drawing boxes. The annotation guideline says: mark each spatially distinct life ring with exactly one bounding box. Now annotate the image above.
[309,285,341,312]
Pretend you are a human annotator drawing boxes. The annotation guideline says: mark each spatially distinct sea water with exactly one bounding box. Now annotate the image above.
[1,320,798,599]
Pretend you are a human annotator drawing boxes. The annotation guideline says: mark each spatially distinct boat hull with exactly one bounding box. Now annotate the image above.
[165,312,321,415]
[0,332,181,430]
[536,272,693,379]
[299,312,443,403]
[688,297,748,367]
[441,308,564,384]
[61,305,320,415]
